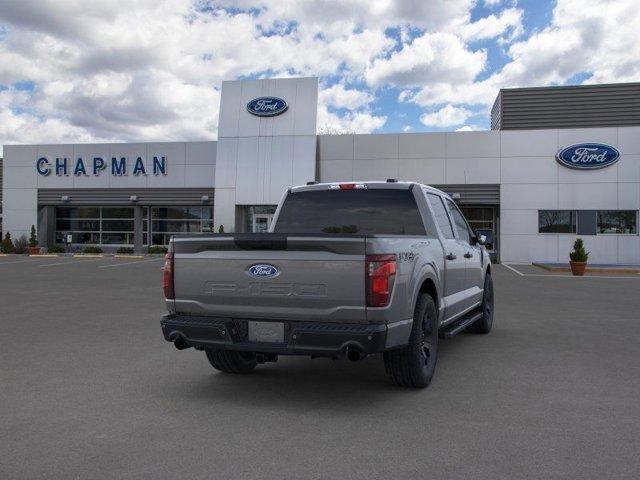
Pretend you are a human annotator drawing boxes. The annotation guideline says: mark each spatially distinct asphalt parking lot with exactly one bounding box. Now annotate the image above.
[1,257,639,479]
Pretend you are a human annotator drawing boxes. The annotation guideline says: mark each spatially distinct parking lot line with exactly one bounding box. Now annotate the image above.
[502,263,524,276]
[0,257,54,266]
[39,258,106,267]
[98,258,163,269]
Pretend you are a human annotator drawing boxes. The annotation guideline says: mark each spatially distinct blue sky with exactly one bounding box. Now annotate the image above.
[0,0,638,149]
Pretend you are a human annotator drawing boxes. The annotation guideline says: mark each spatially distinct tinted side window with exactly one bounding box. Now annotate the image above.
[446,199,472,244]
[427,193,454,239]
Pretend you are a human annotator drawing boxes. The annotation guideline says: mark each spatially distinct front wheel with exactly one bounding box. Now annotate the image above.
[205,349,258,374]
[383,293,439,388]
[468,273,494,334]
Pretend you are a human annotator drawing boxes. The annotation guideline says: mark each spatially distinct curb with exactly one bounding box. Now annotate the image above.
[73,254,105,258]
[114,254,145,259]
[29,254,60,258]
[533,262,640,275]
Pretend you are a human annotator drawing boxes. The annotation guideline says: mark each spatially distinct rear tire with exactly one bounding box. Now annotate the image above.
[383,293,438,388]
[205,349,258,374]
[468,273,494,334]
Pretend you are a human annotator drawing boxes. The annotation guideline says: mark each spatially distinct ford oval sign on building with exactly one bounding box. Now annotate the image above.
[247,264,280,278]
[246,97,288,117]
[556,143,620,170]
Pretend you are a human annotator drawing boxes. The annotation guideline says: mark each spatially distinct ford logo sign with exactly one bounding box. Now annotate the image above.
[247,97,288,117]
[247,264,280,278]
[556,143,620,170]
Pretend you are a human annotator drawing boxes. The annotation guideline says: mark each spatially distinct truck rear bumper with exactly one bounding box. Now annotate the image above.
[161,314,412,357]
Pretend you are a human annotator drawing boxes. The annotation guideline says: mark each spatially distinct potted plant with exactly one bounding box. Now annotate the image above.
[28,225,40,255]
[569,238,589,276]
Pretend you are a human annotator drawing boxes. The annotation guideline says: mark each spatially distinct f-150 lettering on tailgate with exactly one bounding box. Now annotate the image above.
[203,282,328,298]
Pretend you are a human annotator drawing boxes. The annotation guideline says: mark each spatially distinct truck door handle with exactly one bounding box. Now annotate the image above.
[464,252,473,259]
[446,253,457,261]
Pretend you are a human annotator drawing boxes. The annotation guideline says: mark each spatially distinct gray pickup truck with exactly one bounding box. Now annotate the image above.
[161,180,493,388]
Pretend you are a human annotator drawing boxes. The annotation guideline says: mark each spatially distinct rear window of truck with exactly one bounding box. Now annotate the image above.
[273,188,426,235]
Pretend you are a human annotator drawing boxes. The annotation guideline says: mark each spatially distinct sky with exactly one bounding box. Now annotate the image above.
[0,0,639,154]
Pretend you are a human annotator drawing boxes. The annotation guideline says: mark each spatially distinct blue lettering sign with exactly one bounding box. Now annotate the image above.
[556,143,620,170]
[93,157,106,175]
[153,156,167,175]
[74,158,87,176]
[35,155,168,176]
[36,157,51,176]
[55,157,68,176]
[247,97,288,117]
[111,157,127,175]
[133,157,146,176]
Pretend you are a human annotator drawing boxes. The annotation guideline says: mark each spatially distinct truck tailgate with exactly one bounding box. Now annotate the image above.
[172,235,367,323]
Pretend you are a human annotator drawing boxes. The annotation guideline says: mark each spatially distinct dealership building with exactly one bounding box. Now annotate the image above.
[1,78,639,264]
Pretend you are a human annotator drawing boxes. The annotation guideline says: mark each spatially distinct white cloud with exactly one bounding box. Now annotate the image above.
[420,105,472,127]
[366,32,486,87]
[456,124,484,131]
[319,84,373,110]
[458,7,523,42]
[402,125,412,132]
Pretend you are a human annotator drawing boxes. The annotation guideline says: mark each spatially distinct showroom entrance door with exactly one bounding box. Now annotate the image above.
[252,213,274,233]
[460,206,499,262]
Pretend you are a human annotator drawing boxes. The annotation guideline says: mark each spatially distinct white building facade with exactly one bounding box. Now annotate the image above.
[2,77,639,264]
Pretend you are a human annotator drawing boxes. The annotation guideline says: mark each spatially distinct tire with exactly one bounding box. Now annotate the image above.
[383,293,439,388]
[205,349,258,374]
[468,273,494,334]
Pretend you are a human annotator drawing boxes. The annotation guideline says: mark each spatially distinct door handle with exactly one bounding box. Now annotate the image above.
[464,252,473,259]
[446,253,457,260]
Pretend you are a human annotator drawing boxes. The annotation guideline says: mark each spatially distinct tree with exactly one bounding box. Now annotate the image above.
[1,232,15,253]
[29,225,38,247]
[218,225,225,233]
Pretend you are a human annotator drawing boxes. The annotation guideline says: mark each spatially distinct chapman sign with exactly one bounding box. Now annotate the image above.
[36,156,168,177]
[556,143,620,170]
[246,97,288,117]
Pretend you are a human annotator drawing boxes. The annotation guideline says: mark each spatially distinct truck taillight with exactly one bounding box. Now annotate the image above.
[163,252,174,300]
[365,254,396,307]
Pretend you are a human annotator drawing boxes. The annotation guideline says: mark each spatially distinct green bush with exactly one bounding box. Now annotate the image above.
[29,225,38,247]
[148,245,168,254]
[13,235,28,254]
[116,247,135,254]
[218,225,225,233]
[569,238,589,262]
[1,233,14,253]
[82,246,103,254]
[48,244,66,254]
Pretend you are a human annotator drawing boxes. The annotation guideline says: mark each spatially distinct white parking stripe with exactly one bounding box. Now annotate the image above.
[98,258,162,269]
[502,263,525,276]
[0,258,55,266]
[39,258,106,267]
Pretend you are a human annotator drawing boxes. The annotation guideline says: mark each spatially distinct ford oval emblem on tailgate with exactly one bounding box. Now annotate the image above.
[248,264,280,278]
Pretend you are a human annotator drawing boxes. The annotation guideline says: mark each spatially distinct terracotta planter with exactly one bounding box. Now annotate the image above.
[569,261,587,276]
[27,246,41,255]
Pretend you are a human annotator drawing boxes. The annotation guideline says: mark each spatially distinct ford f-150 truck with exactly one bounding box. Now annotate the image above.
[161,181,493,388]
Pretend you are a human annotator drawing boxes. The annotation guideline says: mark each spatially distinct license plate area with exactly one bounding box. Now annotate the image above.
[248,321,285,343]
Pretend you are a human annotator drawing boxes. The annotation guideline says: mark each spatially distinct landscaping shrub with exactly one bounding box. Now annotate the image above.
[148,245,168,254]
[48,244,66,254]
[13,235,28,254]
[116,247,135,254]
[1,233,14,253]
[569,238,589,262]
[82,246,103,254]
[29,225,38,248]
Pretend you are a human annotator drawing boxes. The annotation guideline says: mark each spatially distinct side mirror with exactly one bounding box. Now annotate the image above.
[474,232,487,246]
